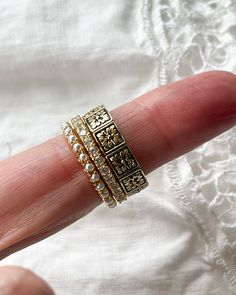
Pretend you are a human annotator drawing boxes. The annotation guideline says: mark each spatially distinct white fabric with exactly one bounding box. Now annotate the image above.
[0,0,236,294]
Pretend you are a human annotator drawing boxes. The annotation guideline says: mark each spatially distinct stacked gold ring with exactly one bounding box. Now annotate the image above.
[71,115,127,203]
[83,105,149,197]
[61,121,117,208]
[61,105,149,208]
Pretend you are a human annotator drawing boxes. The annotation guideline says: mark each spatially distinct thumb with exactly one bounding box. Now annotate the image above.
[0,266,54,295]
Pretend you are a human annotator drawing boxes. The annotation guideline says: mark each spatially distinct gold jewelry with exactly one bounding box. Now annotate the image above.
[61,121,117,208]
[71,115,127,203]
[83,105,149,196]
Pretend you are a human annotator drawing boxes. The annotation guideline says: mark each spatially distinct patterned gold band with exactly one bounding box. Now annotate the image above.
[71,115,127,203]
[83,105,149,196]
[61,121,117,208]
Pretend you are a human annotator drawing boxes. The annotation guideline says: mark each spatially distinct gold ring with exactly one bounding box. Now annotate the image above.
[71,115,127,203]
[83,105,149,197]
[61,121,117,208]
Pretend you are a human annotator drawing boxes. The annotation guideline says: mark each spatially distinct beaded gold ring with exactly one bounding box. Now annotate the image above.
[71,115,127,204]
[61,121,117,208]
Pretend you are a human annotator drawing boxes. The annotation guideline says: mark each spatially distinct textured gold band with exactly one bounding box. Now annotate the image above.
[71,115,127,203]
[61,121,117,208]
[83,105,149,196]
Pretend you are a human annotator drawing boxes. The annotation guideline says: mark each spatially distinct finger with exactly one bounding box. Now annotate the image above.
[0,266,54,295]
[112,70,236,173]
[0,71,236,257]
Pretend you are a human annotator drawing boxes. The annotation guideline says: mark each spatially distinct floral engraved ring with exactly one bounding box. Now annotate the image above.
[83,105,149,198]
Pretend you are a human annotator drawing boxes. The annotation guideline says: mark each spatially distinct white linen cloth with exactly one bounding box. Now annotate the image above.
[0,0,236,294]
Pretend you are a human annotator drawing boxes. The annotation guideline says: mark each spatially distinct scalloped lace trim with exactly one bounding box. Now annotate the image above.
[167,152,236,292]
[142,0,236,293]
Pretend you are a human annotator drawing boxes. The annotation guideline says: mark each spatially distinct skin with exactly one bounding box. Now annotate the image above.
[0,71,236,294]
[0,266,54,295]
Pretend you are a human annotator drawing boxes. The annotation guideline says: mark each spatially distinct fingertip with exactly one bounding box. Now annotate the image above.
[188,70,235,81]
[184,70,236,96]
[0,266,54,295]
[183,70,236,125]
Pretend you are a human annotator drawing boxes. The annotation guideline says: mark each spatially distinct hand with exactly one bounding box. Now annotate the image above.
[0,71,235,294]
